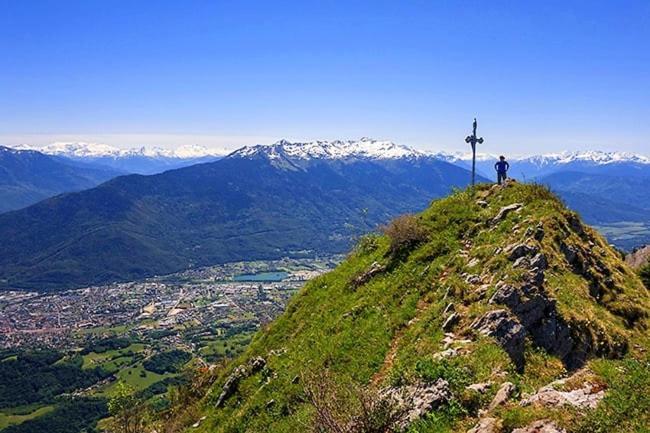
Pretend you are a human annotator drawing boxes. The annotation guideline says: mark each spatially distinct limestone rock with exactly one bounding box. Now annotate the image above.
[467,417,501,433]
[508,243,539,261]
[215,365,247,407]
[488,381,515,410]
[492,203,524,224]
[521,381,605,410]
[442,312,460,331]
[511,420,566,433]
[383,379,451,427]
[466,382,492,394]
[353,261,386,287]
[215,357,267,407]
[530,253,548,271]
[473,310,526,371]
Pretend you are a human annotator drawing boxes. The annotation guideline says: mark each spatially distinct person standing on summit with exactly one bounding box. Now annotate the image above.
[495,155,510,185]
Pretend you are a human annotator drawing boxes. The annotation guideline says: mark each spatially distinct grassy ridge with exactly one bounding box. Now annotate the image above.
[188,183,649,433]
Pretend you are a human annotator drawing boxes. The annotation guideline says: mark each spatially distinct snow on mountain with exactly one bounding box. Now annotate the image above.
[432,150,649,166]
[11,142,226,160]
[231,137,425,161]
[431,151,499,163]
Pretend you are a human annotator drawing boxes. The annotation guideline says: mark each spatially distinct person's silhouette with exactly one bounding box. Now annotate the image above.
[495,155,510,185]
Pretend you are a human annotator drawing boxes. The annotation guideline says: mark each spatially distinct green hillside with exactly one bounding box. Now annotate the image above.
[176,182,649,433]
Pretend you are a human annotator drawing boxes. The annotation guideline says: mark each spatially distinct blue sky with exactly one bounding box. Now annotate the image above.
[1,0,649,154]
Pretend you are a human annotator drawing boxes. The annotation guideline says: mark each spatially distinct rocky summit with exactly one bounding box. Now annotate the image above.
[173,181,649,433]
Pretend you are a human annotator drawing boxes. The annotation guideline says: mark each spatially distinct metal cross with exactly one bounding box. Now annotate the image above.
[465,118,484,186]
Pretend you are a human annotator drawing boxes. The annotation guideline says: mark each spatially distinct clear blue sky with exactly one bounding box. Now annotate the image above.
[1,0,649,154]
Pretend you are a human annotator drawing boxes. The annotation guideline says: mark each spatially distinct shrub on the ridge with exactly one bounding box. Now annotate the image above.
[382,214,428,258]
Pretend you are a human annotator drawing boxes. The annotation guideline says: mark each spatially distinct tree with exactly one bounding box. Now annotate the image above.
[107,382,148,433]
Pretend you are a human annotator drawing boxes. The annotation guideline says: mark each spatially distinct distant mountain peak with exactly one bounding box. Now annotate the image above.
[10,142,226,160]
[432,150,650,165]
[230,138,425,161]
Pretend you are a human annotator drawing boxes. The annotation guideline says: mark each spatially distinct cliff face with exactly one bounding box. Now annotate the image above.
[189,182,650,433]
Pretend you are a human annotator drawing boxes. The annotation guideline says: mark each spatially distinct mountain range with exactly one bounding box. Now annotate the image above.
[0,146,122,213]
[12,142,225,175]
[0,139,483,291]
[0,139,648,291]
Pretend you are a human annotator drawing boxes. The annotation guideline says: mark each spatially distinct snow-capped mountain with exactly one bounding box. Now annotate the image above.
[10,142,226,175]
[432,150,649,166]
[13,142,225,159]
[230,138,425,162]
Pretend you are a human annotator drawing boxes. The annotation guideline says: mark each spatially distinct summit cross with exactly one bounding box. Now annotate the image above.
[465,118,484,186]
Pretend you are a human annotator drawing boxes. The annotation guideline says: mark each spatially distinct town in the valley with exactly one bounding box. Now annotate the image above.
[0,256,340,353]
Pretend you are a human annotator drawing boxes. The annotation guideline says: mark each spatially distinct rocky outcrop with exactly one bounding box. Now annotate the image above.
[215,357,267,407]
[507,243,539,261]
[511,420,566,433]
[383,379,451,428]
[488,381,515,410]
[442,312,460,331]
[472,310,526,371]
[467,417,501,433]
[521,381,605,410]
[626,244,650,269]
[352,261,386,288]
[492,203,523,225]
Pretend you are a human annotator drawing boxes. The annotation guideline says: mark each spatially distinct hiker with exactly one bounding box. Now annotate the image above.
[494,155,510,185]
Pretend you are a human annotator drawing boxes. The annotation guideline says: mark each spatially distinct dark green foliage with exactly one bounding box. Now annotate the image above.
[80,337,132,355]
[0,350,110,408]
[0,156,479,290]
[143,350,191,374]
[1,398,108,433]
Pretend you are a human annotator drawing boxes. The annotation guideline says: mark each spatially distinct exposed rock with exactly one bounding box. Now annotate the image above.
[530,253,548,271]
[476,200,489,208]
[215,365,247,407]
[250,356,267,373]
[492,203,523,224]
[467,417,501,433]
[512,256,530,269]
[468,257,481,267]
[472,310,526,371]
[383,379,451,427]
[476,284,490,299]
[466,381,493,394]
[434,348,458,359]
[521,381,605,410]
[560,242,584,273]
[215,357,267,407]
[528,267,545,287]
[508,243,539,261]
[488,381,515,410]
[442,303,455,315]
[512,420,566,433]
[442,312,460,331]
[489,280,575,366]
[567,214,585,237]
[534,224,545,241]
[626,244,650,269]
[442,333,472,349]
[352,261,386,287]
